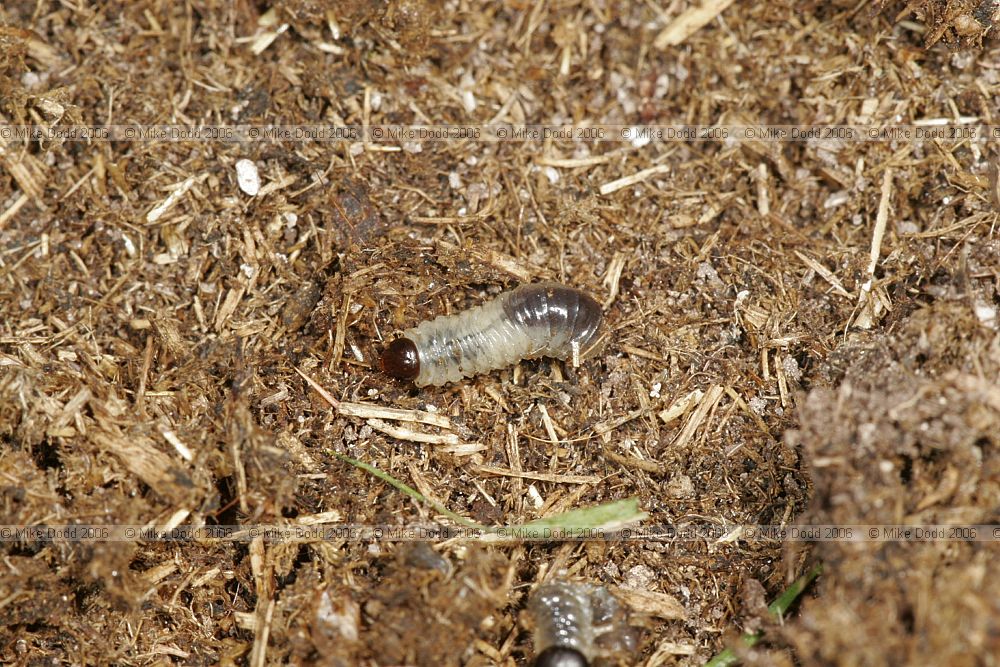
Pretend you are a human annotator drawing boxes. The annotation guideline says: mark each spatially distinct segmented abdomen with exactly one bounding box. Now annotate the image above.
[528,581,635,667]
[402,282,604,387]
[528,582,596,664]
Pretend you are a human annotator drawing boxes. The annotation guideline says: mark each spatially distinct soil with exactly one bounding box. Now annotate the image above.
[1,1,998,666]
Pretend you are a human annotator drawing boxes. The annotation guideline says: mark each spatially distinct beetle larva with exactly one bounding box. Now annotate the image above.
[380,282,605,387]
[527,581,636,667]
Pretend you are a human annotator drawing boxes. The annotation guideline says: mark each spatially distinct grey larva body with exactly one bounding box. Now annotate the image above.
[384,282,605,388]
[529,582,595,663]
[528,582,636,667]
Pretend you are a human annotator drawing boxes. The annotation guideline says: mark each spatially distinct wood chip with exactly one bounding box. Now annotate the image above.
[338,401,452,428]
[611,586,686,620]
[92,429,193,505]
[602,251,627,309]
[654,0,737,49]
[145,173,207,223]
[658,389,704,425]
[366,418,461,445]
[670,385,724,449]
[297,510,344,525]
[436,239,546,282]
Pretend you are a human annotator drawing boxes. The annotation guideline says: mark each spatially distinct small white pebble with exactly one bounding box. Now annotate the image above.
[527,484,544,509]
[695,261,722,285]
[649,382,662,398]
[666,474,695,499]
[235,159,260,196]
[630,127,651,148]
[461,89,476,113]
[625,564,656,590]
[402,141,423,154]
[782,356,802,382]
[460,72,477,113]
[654,74,670,99]
[543,166,560,184]
[21,71,41,88]
[449,171,462,189]
[823,191,849,209]
[283,212,298,226]
[974,303,996,325]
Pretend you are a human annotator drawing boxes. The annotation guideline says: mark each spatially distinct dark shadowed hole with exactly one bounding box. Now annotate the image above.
[899,456,913,485]
[211,476,241,525]
[32,438,61,470]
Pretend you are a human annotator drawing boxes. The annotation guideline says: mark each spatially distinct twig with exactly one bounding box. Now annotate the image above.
[599,164,672,196]
[853,168,892,328]
[474,466,601,484]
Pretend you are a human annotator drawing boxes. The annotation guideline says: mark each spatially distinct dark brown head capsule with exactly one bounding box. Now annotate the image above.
[379,338,421,381]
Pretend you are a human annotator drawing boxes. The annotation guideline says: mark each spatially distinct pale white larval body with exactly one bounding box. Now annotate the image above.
[400,282,604,387]
[529,582,597,661]
[528,581,636,665]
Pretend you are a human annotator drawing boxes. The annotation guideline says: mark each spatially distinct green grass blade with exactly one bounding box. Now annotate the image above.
[512,497,648,533]
[703,562,823,667]
[334,452,647,541]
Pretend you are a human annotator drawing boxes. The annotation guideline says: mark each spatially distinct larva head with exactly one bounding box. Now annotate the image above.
[380,338,420,381]
[533,646,589,667]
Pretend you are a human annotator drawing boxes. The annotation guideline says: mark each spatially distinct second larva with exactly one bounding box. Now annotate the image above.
[528,581,637,667]
[380,282,606,387]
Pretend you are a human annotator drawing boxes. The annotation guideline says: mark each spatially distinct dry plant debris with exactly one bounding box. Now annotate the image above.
[1,0,999,665]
